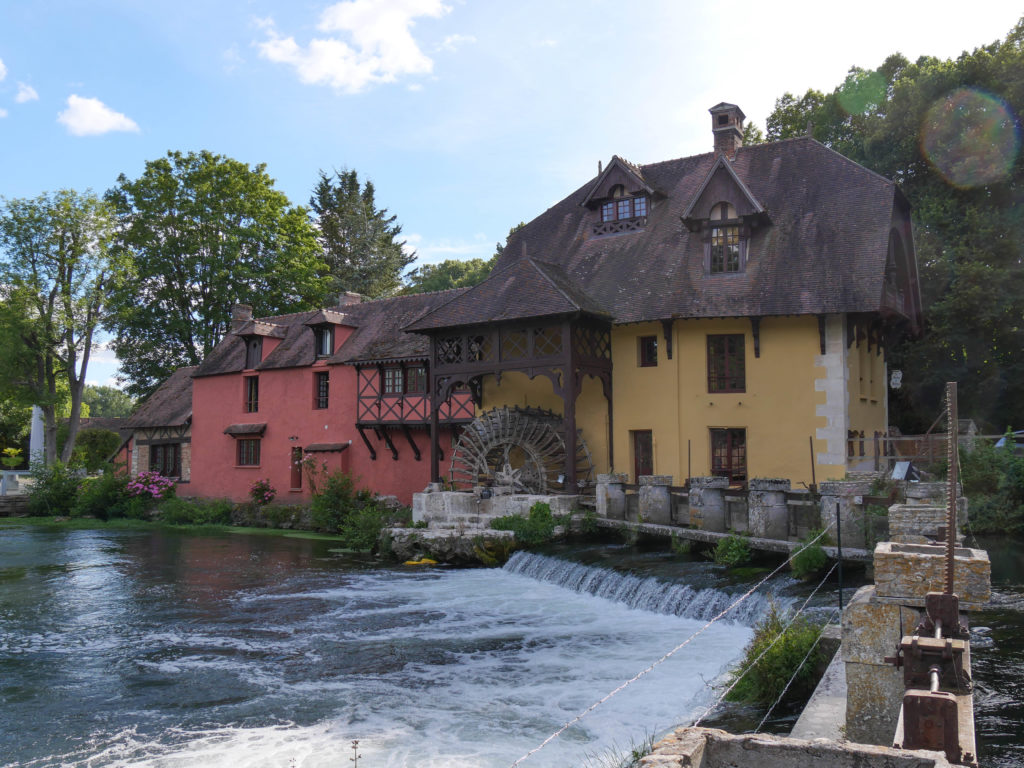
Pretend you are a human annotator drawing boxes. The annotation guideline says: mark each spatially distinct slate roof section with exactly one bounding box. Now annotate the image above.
[193,291,468,377]
[126,366,195,429]
[493,136,903,324]
[333,289,469,364]
[404,257,611,332]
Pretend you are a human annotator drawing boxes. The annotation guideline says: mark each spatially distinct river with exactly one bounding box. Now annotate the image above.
[0,525,1019,767]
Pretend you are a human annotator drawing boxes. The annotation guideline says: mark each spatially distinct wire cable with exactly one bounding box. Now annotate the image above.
[755,607,840,732]
[509,525,835,767]
[692,559,838,727]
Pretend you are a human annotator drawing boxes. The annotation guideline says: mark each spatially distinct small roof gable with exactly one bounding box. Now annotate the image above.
[126,366,195,429]
[709,102,746,119]
[304,309,350,327]
[404,256,610,333]
[231,319,288,339]
[581,155,656,209]
[681,154,766,226]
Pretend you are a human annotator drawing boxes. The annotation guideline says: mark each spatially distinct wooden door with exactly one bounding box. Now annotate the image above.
[632,430,653,480]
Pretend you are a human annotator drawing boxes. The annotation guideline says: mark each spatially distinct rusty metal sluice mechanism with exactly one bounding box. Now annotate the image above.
[887,382,977,767]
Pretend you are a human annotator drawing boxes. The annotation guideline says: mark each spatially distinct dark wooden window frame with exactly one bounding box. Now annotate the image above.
[707,334,745,393]
[601,194,649,223]
[638,335,658,367]
[237,438,261,467]
[244,375,259,413]
[404,365,426,394]
[314,326,334,358]
[710,428,746,483]
[314,370,329,409]
[710,224,742,273]
[149,443,181,477]
[245,337,263,369]
[383,367,403,395]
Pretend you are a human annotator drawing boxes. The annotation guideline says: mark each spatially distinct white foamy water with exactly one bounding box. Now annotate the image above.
[3,534,760,768]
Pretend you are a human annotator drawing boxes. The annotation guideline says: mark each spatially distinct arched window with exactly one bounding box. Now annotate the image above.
[708,201,744,274]
[600,185,649,225]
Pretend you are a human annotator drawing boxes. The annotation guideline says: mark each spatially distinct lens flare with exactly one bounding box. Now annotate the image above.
[920,88,1020,188]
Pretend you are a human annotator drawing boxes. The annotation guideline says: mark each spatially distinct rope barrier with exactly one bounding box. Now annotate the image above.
[755,607,841,732]
[509,525,835,767]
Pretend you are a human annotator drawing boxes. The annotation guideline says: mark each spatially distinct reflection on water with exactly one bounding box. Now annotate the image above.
[0,527,754,768]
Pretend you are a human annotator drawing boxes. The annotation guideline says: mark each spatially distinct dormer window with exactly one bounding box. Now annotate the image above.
[313,326,334,358]
[597,186,649,234]
[245,337,262,369]
[707,202,745,274]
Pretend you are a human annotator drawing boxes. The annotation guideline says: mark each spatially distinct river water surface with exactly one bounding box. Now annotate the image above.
[1,525,1020,767]
[0,526,771,768]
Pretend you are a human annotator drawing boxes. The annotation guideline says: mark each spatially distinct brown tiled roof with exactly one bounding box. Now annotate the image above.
[193,291,468,377]
[333,289,469,364]
[492,136,901,324]
[125,366,195,428]
[405,257,610,332]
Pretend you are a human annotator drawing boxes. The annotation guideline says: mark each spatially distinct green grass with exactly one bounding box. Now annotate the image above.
[0,515,348,541]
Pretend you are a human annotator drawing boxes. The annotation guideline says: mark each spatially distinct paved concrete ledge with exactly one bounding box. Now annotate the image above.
[595,518,872,562]
[791,646,847,741]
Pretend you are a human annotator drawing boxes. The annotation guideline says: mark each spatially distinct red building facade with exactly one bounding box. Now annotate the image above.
[186,292,474,505]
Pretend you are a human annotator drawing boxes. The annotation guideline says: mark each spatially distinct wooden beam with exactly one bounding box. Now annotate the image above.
[356,425,376,461]
[401,425,421,462]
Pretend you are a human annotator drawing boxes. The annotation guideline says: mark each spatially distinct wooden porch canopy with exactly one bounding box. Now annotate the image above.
[404,256,614,489]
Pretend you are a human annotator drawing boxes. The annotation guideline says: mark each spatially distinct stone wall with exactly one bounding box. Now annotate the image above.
[640,727,951,767]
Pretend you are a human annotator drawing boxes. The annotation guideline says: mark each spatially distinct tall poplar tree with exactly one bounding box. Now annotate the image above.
[310,168,415,298]
[106,150,330,398]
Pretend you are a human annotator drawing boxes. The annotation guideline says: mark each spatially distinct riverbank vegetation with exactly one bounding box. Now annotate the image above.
[959,434,1024,534]
[725,603,827,706]
[17,461,412,551]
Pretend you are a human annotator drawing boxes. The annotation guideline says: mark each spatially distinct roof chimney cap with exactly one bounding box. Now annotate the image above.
[336,291,363,307]
[231,303,253,332]
[709,103,745,158]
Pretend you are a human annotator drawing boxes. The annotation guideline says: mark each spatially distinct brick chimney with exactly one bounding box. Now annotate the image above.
[231,303,253,332]
[336,291,362,307]
[710,103,745,159]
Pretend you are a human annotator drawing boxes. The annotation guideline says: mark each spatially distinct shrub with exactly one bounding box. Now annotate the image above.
[125,470,176,501]
[159,497,235,526]
[725,602,826,705]
[73,428,123,472]
[311,471,358,532]
[670,532,692,555]
[2,447,23,470]
[959,433,1024,533]
[713,533,751,567]
[72,469,130,520]
[27,461,81,516]
[789,529,828,579]
[249,478,276,506]
[490,501,558,547]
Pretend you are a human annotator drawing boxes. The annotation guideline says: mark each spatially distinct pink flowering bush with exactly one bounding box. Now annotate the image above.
[249,478,276,506]
[126,470,177,500]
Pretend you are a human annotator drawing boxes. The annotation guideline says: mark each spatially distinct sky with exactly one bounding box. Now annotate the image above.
[1,0,1021,389]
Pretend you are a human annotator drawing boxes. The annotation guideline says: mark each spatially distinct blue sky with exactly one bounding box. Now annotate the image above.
[1,0,1021,388]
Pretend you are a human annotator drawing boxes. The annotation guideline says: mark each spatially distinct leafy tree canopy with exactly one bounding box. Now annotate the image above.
[0,189,124,463]
[106,150,330,398]
[83,384,135,418]
[310,168,414,298]
[765,18,1024,432]
[402,257,495,294]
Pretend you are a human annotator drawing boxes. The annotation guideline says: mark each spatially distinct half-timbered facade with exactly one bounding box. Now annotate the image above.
[123,366,195,483]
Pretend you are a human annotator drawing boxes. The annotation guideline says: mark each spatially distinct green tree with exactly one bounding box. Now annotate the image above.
[309,168,414,298]
[0,190,124,464]
[106,150,330,398]
[764,19,1024,431]
[82,384,135,418]
[402,256,495,294]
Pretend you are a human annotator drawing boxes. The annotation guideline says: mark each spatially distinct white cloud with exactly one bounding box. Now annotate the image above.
[257,0,450,93]
[0,58,6,81]
[0,107,7,119]
[223,45,245,72]
[404,233,492,265]
[439,33,475,52]
[15,82,38,103]
[57,95,140,136]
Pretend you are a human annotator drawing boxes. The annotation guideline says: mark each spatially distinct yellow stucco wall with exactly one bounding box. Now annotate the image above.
[847,337,888,464]
[611,317,831,486]
[471,314,884,486]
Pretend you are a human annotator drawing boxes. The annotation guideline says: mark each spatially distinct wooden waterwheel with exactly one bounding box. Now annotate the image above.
[448,406,594,494]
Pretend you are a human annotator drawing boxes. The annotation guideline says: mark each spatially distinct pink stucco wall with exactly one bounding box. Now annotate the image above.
[188,330,457,506]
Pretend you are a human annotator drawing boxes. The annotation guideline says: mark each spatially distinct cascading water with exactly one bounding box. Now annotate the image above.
[1,527,767,768]
[504,551,788,624]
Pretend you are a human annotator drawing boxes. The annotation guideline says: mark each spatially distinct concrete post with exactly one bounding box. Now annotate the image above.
[689,476,729,532]
[596,473,627,520]
[638,474,672,524]
[748,478,791,540]
[819,479,872,548]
